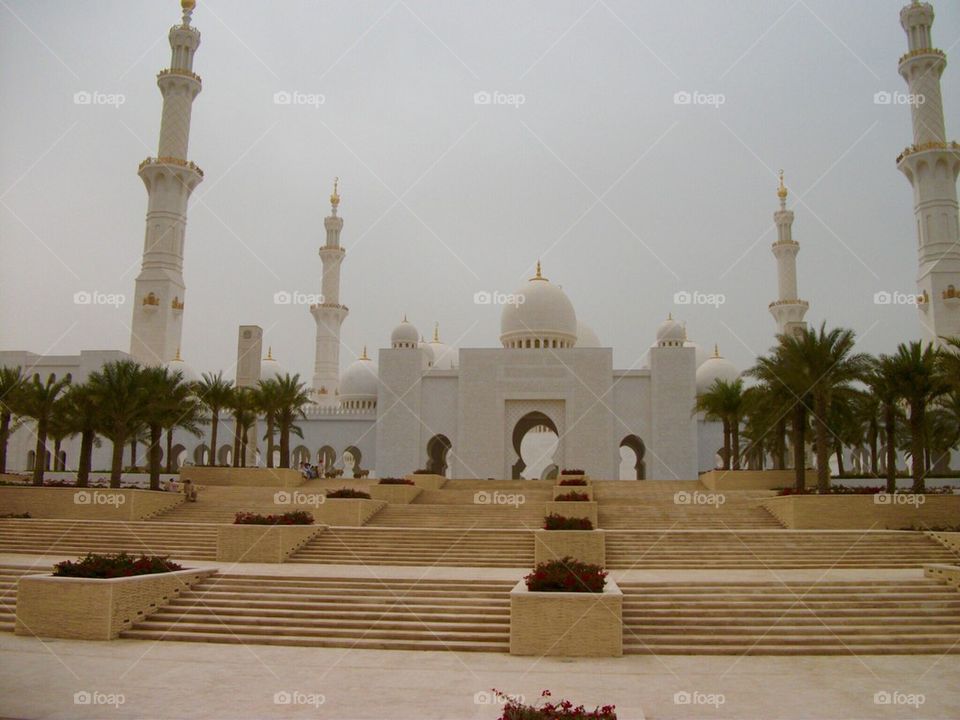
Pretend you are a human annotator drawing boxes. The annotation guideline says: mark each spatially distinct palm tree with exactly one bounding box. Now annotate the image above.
[141,367,193,490]
[939,337,960,391]
[880,341,949,493]
[273,374,311,469]
[741,383,787,470]
[866,360,903,493]
[59,383,101,487]
[163,383,203,474]
[0,366,25,474]
[19,372,72,485]
[194,371,234,466]
[695,378,747,470]
[255,378,282,468]
[228,387,257,468]
[87,360,146,487]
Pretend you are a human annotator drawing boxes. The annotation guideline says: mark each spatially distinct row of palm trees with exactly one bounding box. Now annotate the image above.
[695,326,960,494]
[0,360,312,489]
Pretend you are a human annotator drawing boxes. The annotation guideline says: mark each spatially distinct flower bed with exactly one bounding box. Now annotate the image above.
[545,501,598,526]
[525,558,606,593]
[558,478,588,486]
[325,488,371,499]
[544,514,593,531]
[233,510,314,525]
[494,690,617,719]
[554,491,590,502]
[53,552,182,578]
[378,478,415,485]
[560,469,585,476]
[0,512,30,519]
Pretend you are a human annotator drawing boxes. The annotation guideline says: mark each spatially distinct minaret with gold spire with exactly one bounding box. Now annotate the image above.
[768,171,809,336]
[130,0,204,365]
[310,178,349,404]
[896,0,960,344]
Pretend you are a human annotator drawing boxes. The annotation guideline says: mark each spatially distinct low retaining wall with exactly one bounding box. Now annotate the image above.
[700,469,815,491]
[15,567,215,640]
[534,530,605,566]
[314,498,385,526]
[924,564,960,591]
[216,525,323,562]
[928,532,960,556]
[0,487,183,520]
[552,486,594,501]
[510,578,622,657]
[179,467,304,488]
[763,495,960,530]
[545,501,598,528]
[368,485,422,504]
[404,474,447,490]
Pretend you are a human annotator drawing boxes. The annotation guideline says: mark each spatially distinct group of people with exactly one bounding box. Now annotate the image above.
[299,462,323,479]
[162,478,198,502]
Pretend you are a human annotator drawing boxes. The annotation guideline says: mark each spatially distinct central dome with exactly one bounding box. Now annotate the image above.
[500,262,577,349]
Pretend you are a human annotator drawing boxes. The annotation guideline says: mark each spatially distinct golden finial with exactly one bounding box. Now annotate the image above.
[174,346,183,361]
[531,260,548,281]
[402,313,408,323]
[265,346,274,360]
[713,344,720,358]
[181,0,196,10]
[330,177,340,208]
[360,345,369,360]
[667,312,673,321]
[433,322,440,343]
[777,169,788,200]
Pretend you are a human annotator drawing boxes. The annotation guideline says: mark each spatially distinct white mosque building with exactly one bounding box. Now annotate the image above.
[2,0,957,480]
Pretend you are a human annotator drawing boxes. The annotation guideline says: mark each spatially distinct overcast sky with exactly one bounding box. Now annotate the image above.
[1,0,958,380]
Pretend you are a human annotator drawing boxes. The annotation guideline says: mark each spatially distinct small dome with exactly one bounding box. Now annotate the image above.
[260,347,286,381]
[696,345,740,394]
[391,316,419,348]
[656,314,686,346]
[500,262,578,348]
[576,321,601,348]
[166,348,199,383]
[340,348,378,401]
[426,323,458,369]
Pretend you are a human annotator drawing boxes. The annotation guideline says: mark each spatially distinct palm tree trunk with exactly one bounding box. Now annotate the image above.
[32,419,47,486]
[240,427,249,469]
[834,443,845,477]
[731,420,741,471]
[910,401,926,493]
[149,423,162,491]
[279,421,290,469]
[868,418,879,477]
[232,422,241,468]
[76,428,94,488]
[774,417,786,470]
[814,394,831,493]
[792,404,806,492]
[129,439,137,470]
[0,411,10,474]
[53,437,62,471]
[266,416,275,468]
[883,403,897,493]
[165,429,174,473]
[110,436,124,488]
[721,420,731,471]
[209,412,219,466]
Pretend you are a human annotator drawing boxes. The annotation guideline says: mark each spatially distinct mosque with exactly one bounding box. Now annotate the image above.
[2,0,958,480]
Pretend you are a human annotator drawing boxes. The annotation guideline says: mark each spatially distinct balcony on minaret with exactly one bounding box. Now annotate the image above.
[917,290,930,308]
[138,156,204,179]
[171,297,185,313]
[944,285,959,306]
[142,292,161,313]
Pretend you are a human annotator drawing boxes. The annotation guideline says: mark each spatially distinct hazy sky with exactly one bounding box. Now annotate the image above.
[1,0,958,380]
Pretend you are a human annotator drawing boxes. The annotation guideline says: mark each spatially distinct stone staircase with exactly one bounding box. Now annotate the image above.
[120,573,512,652]
[291,527,534,567]
[620,578,960,654]
[605,530,960,569]
[0,564,42,631]
[0,519,217,560]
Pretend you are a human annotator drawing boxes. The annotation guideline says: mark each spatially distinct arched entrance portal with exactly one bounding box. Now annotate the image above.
[511,411,559,480]
[619,435,646,480]
[317,446,336,472]
[344,446,363,477]
[426,434,452,477]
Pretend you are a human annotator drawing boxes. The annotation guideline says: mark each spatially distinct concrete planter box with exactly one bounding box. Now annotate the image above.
[553,486,594,501]
[314,498,385,526]
[15,567,214,640]
[369,484,423,504]
[700,469,815,491]
[545,501,598,528]
[179,466,304,488]
[0,487,182,521]
[216,524,323,562]
[925,563,960,591]
[557,474,591,485]
[404,473,447,490]
[534,530,605,566]
[763,494,960,530]
[510,578,622,657]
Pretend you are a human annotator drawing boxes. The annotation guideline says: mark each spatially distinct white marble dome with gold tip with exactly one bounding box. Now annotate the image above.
[339,348,378,403]
[695,345,740,394]
[500,262,578,349]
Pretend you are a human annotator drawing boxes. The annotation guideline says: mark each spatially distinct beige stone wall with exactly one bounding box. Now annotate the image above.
[368,484,422,504]
[0,487,183,520]
[404,474,447,490]
[925,563,960,591]
[552,486,594,501]
[763,495,960,530]
[216,525,323,562]
[700,469,814,491]
[928,532,960,555]
[15,568,215,640]
[545,501,598,527]
[313,498,385,526]
[510,578,622,657]
[179,467,305,488]
[534,530,605,566]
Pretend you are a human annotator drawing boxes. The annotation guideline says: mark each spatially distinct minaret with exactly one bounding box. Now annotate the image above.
[897,0,960,344]
[310,179,349,404]
[768,171,809,337]
[129,0,204,365]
